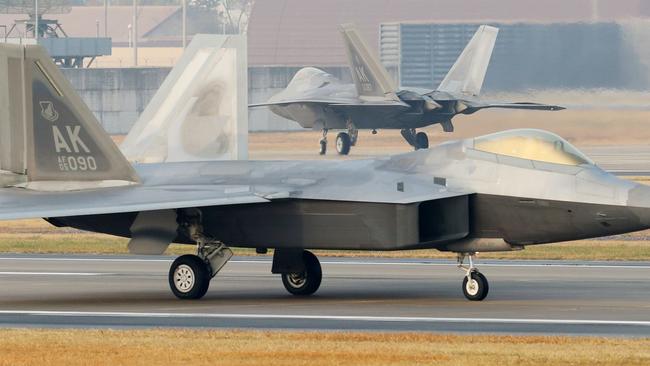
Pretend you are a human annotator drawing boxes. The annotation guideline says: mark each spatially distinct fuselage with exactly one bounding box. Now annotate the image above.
[265,67,458,130]
[53,130,650,253]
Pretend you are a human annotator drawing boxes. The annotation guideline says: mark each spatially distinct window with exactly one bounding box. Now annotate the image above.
[473,129,593,166]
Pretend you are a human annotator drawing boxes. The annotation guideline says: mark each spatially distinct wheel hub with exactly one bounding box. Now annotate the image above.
[174,264,195,293]
[465,277,479,296]
[287,272,307,288]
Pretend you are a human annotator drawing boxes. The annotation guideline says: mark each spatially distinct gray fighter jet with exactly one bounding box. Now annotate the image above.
[251,25,564,155]
[1,42,648,302]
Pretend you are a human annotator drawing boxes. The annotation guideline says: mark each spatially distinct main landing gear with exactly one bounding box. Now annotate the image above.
[457,252,489,301]
[319,123,358,156]
[273,249,323,296]
[169,210,233,300]
[400,128,429,150]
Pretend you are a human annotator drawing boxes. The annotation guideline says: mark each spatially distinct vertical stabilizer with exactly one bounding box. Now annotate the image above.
[0,43,139,189]
[438,25,498,97]
[339,24,399,102]
[121,34,248,163]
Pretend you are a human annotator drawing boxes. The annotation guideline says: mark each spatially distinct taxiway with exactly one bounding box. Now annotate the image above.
[0,254,648,336]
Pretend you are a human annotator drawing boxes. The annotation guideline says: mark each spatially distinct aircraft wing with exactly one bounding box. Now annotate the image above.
[249,99,409,108]
[462,101,565,113]
[0,184,271,221]
[248,100,349,108]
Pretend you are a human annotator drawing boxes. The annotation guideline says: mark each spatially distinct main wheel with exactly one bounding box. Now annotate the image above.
[169,254,211,300]
[336,132,351,155]
[281,251,322,296]
[415,132,429,150]
[462,271,489,301]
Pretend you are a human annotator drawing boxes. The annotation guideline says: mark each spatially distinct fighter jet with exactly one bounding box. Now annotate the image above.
[0,42,648,302]
[251,24,564,155]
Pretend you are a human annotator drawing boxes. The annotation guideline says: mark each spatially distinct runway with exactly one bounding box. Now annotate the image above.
[584,145,650,175]
[0,254,648,336]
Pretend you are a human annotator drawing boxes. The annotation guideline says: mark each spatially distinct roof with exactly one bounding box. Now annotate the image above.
[247,0,650,66]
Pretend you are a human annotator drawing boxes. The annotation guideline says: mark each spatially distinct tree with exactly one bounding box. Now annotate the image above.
[189,0,253,34]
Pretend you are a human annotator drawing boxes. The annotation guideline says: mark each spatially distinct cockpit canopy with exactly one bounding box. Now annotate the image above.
[472,129,593,166]
[286,67,335,92]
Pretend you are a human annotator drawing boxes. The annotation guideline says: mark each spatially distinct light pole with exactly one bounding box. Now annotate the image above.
[104,0,108,37]
[181,0,186,48]
[132,0,138,66]
[34,0,38,39]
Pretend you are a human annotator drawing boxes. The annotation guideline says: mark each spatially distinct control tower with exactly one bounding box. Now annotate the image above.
[0,0,111,67]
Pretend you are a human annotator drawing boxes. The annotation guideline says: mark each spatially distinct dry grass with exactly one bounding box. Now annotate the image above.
[244,108,650,160]
[0,232,647,261]
[0,328,647,366]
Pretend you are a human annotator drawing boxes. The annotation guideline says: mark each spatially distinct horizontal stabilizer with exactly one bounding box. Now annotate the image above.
[438,25,498,97]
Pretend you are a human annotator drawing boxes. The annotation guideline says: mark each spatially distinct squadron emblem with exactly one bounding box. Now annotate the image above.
[39,101,59,122]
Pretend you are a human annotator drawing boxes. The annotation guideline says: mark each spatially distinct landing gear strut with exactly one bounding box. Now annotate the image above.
[457,252,489,301]
[400,128,429,150]
[169,210,233,300]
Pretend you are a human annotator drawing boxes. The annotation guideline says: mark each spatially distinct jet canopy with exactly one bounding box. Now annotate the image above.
[286,67,336,92]
[473,129,594,166]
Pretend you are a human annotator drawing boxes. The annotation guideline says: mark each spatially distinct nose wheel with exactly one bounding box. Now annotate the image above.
[457,253,489,301]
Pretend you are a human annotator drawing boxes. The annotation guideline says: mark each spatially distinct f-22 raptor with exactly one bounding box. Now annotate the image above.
[252,25,564,155]
[1,40,647,303]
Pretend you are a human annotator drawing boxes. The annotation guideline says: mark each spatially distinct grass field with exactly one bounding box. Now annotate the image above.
[0,232,648,261]
[0,329,648,366]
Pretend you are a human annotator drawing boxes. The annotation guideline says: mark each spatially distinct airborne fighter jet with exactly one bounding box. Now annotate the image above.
[1,42,649,302]
[251,25,564,155]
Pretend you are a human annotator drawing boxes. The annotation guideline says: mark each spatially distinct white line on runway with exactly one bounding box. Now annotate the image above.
[0,310,648,327]
[0,272,111,276]
[0,257,648,270]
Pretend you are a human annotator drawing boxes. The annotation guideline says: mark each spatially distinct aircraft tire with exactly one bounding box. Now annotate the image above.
[281,251,322,296]
[336,132,351,155]
[169,254,211,300]
[415,132,429,150]
[462,271,489,301]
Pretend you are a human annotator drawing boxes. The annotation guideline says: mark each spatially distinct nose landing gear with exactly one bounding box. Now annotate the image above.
[457,252,489,301]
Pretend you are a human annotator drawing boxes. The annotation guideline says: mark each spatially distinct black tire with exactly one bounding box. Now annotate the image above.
[336,132,351,155]
[281,251,322,296]
[169,254,211,300]
[319,139,327,155]
[415,132,429,150]
[462,271,489,301]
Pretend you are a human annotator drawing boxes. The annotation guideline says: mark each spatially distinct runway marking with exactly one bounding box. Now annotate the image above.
[0,257,648,269]
[0,310,648,327]
[0,271,111,276]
